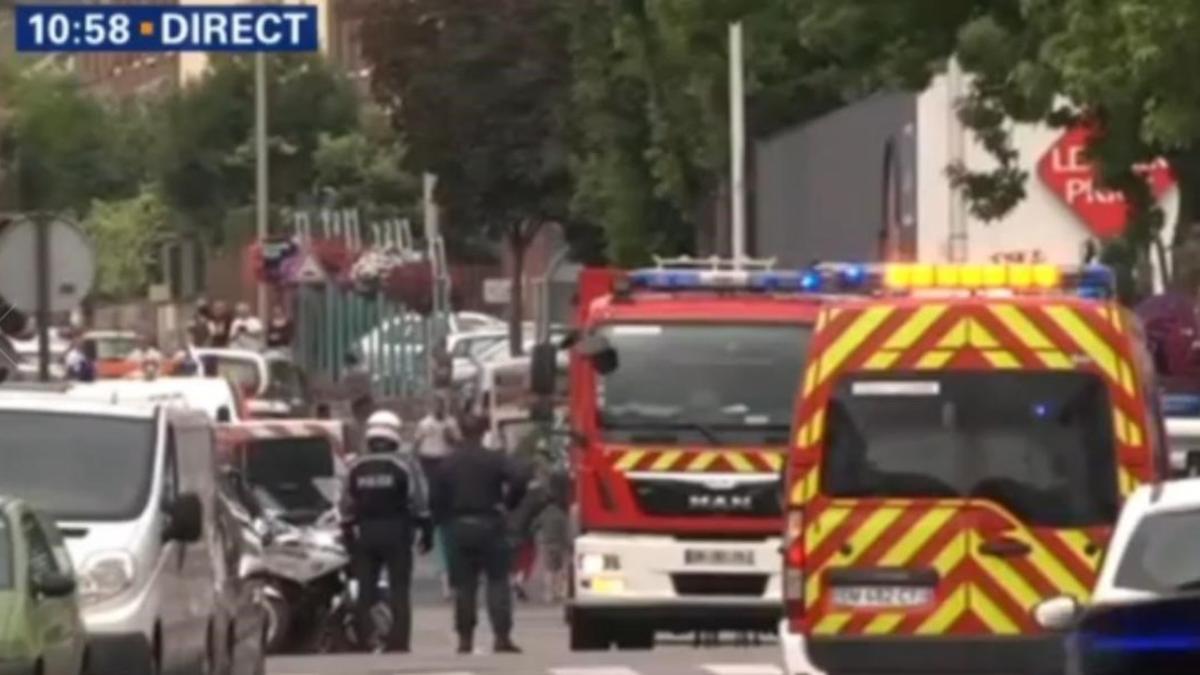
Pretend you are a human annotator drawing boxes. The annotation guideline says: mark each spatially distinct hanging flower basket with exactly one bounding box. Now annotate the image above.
[349,247,414,296]
[382,261,464,315]
[312,238,355,277]
[249,238,302,286]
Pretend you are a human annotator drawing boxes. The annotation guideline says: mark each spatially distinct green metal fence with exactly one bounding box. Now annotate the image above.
[293,285,430,399]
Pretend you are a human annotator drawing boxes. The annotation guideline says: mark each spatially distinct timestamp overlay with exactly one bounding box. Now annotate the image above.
[14,4,318,52]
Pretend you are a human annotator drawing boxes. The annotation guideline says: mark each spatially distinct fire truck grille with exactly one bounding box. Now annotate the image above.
[631,478,781,518]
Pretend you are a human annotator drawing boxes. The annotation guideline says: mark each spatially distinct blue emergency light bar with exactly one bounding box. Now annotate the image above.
[625,261,1116,299]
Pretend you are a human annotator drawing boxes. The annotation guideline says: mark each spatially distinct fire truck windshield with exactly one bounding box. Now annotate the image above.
[594,322,810,445]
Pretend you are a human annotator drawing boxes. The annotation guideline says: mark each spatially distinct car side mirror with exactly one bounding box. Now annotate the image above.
[33,571,76,598]
[165,493,204,543]
[216,406,232,423]
[530,342,558,396]
[1033,595,1082,631]
[578,334,617,375]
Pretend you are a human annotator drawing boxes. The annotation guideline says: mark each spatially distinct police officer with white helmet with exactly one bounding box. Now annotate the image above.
[341,409,433,652]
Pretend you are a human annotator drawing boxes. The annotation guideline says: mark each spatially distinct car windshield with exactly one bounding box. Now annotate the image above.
[0,515,10,589]
[1114,510,1200,592]
[594,322,810,445]
[822,372,1120,527]
[243,437,337,514]
[95,336,139,360]
[0,412,156,521]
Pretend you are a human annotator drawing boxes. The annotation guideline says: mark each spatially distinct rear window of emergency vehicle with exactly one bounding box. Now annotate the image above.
[822,371,1120,527]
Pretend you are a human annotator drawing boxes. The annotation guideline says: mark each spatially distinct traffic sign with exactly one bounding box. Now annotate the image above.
[0,215,94,312]
[290,251,327,284]
[1038,125,1176,240]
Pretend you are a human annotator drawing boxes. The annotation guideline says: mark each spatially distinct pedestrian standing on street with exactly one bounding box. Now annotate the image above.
[229,302,265,351]
[187,299,212,347]
[414,395,462,599]
[340,409,433,653]
[209,301,233,348]
[265,304,294,351]
[431,413,527,655]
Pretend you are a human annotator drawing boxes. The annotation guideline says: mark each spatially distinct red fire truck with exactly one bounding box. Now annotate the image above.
[532,258,824,650]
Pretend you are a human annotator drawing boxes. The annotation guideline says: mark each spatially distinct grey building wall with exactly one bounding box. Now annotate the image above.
[754,92,918,266]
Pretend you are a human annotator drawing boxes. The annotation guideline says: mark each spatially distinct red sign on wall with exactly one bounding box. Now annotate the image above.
[1038,125,1176,239]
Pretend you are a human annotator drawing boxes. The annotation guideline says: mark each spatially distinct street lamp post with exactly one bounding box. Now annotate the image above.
[254,51,269,321]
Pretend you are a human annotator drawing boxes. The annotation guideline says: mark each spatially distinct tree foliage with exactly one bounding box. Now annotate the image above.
[361,0,576,352]
[156,54,360,241]
[84,189,171,299]
[312,106,420,219]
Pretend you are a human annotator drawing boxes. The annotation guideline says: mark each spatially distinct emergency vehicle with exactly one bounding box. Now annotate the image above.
[779,263,1169,675]
[540,258,824,651]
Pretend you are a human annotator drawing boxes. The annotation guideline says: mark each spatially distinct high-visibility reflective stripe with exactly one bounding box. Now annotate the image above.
[790,467,819,505]
[1112,408,1130,445]
[1037,350,1073,369]
[817,307,894,385]
[835,507,906,565]
[1044,306,1128,394]
[688,452,719,472]
[864,613,905,635]
[968,319,1001,349]
[1055,530,1103,575]
[724,452,754,472]
[937,319,969,348]
[930,536,966,576]
[976,549,1042,614]
[651,450,682,471]
[759,451,784,472]
[863,350,900,370]
[814,612,853,635]
[883,305,947,350]
[982,350,1020,369]
[916,584,967,635]
[971,583,1021,635]
[989,304,1055,349]
[613,451,644,471]
[802,363,818,397]
[917,350,953,369]
[876,508,957,566]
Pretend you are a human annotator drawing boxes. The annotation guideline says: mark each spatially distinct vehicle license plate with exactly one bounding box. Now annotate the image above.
[684,549,754,566]
[832,585,933,608]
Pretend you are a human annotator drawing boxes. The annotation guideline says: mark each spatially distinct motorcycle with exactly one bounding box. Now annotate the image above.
[315,570,394,653]
[240,495,350,654]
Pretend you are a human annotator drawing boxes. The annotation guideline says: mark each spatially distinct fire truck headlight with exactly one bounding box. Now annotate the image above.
[578,553,620,575]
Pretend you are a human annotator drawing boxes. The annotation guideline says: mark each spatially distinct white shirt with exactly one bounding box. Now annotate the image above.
[230,316,264,351]
[415,414,461,459]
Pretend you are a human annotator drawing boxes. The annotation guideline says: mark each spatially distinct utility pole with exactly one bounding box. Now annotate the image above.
[254,51,269,321]
[729,21,746,267]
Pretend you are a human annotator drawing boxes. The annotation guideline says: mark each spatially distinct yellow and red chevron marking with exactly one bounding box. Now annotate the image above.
[607,448,784,473]
[791,301,1147,453]
[799,498,1109,637]
[215,420,345,453]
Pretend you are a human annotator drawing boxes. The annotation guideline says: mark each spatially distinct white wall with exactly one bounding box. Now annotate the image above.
[916,63,1180,275]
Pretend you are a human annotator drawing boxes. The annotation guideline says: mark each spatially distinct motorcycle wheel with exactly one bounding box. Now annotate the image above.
[256,590,293,654]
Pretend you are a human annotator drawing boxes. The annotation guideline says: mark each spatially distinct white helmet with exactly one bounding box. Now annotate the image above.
[365,409,403,447]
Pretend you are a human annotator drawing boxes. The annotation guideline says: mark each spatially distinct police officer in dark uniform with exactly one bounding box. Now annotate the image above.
[341,410,432,652]
[431,413,528,654]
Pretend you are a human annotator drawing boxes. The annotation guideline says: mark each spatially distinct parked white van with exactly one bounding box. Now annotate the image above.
[67,376,245,424]
[0,391,258,675]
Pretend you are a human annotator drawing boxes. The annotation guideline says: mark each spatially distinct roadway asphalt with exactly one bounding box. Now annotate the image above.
[267,556,785,675]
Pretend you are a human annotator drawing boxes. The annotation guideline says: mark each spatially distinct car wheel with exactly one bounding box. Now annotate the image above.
[568,613,611,651]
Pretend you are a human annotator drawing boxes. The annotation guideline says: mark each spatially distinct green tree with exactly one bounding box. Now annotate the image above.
[84,189,171,299]
[1,64,146,211]
[312,107,420,220]
[361,0,574,354]
[155,54,360,242]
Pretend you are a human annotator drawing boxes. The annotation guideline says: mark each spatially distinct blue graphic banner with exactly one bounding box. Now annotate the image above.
[15,4,319,52]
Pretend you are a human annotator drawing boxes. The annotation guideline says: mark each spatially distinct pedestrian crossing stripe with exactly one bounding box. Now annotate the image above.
[703,665,784,675]
[548,668,640,675]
